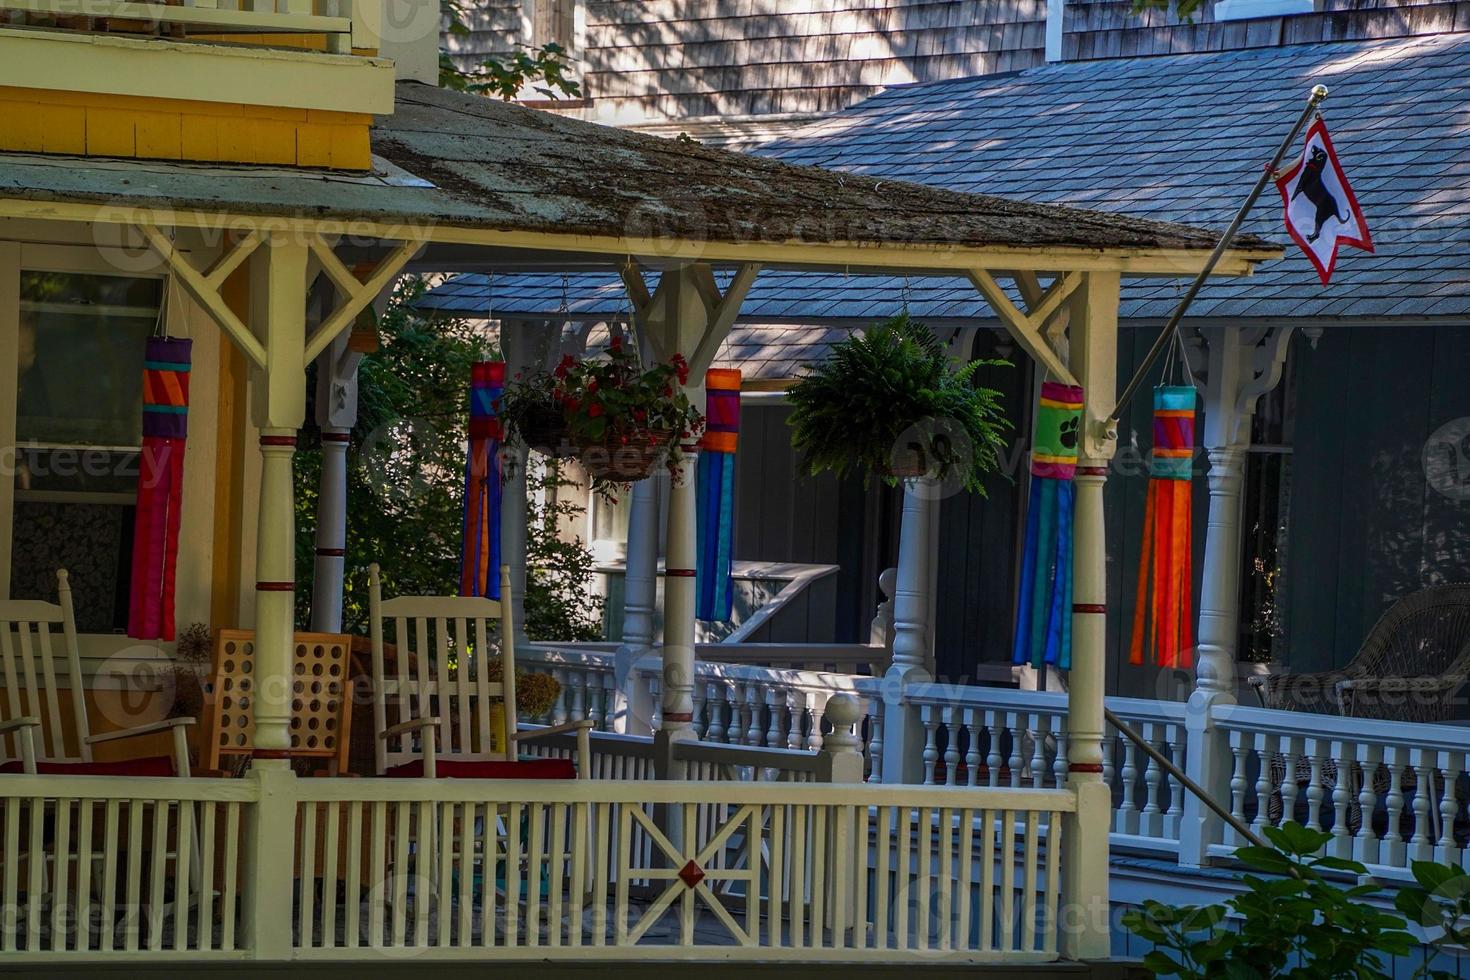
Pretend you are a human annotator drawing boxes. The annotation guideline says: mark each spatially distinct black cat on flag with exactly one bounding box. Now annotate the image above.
[1274,118,1373,284]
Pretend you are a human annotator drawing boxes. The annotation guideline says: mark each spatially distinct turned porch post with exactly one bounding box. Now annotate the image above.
[655,268,708,746]
[309,329,362,634]
[614,473,661,734]
[1179,324,1296,866]
[1062,271,1118,961]
[879,478,935,784]
[248,235,310,757]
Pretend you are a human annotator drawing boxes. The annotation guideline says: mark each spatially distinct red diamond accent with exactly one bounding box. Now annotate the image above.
[678,859,705,889]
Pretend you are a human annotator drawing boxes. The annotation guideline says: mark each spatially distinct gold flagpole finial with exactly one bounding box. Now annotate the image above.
[1311,84,1329,102]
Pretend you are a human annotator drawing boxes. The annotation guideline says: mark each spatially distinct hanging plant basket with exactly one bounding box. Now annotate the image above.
[578,427,675,482]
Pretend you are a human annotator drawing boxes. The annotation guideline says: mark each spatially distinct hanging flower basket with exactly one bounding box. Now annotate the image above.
[550,338,704,496]
[579,427,677,482]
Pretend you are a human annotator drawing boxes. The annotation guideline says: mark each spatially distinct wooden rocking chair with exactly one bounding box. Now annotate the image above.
[0,569,193,777]
[367,563,591,778]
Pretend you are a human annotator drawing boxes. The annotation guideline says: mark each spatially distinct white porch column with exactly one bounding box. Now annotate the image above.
[248,235,310,757]
[499,318,552,644]
[309,331,361,634]
[1061,271,1118,961]
[655,268,709,744]
[1179,324,1295,865]
[879,478,935,784]
[614,474,660,734]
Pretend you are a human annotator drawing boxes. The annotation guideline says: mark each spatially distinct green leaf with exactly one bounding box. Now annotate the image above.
[1142,951,1187,976]
[1235,846,1297,874]
[1412,861,1464,891]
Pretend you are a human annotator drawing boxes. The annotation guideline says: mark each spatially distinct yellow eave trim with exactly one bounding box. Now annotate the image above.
[0,198,1281,278]
[0,26,394,115]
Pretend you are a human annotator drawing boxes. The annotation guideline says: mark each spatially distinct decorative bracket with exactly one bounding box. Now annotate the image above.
[1192,325,1297,447]
[304,235,421,363]
[138,225,266,367]
[621,260,760,375]
[967,268,1080,386]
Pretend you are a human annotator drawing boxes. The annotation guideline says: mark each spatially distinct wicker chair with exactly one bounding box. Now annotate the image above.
[1249,584,1470,722]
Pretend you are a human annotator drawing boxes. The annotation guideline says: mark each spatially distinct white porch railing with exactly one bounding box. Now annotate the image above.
[521,641,1469,883]
[0,770,1076,963]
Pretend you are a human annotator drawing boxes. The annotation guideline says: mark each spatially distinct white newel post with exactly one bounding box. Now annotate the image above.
[309,331,361,633]
[242,761,297,958]
[249,236,309,758]
[615,474,660,735]
[880,478,935,784]
[820,693,865,783]
[1061,272,1118,961]
[1180,324,1295,865]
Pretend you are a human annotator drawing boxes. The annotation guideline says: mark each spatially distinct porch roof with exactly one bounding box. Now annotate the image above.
[420,32,1470,321]
[0,81,1274,274]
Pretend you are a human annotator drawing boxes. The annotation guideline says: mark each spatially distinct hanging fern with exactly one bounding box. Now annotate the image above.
[786,313,1012,495]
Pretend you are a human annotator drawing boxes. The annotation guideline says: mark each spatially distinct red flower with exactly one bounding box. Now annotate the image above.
[587,378,600,394]
[588,402,604,418]
[671,353,690,386]
[663,385,673,398]
[554,354,575,379]
[564,397,581,413]
[610,336,623,352]
[634,408,647,422]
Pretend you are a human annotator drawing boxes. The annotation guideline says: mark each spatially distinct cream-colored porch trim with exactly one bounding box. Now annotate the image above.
[966,268,1080,388]
[0,200,1279,278]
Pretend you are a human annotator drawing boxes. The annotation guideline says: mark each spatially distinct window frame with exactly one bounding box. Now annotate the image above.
[0,242,216,648]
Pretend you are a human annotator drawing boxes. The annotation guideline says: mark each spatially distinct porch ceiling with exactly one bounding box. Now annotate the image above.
[0,81,1278,277]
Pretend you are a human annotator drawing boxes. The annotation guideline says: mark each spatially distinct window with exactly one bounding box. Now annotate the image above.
[1237,349,1299,665]
[10,271,162,633]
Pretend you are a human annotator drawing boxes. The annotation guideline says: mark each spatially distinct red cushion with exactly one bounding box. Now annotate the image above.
[384,758,576,780]
[0,756,175,777]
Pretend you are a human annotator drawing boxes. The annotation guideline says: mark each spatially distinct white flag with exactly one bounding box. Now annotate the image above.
[1274,118,1373,285]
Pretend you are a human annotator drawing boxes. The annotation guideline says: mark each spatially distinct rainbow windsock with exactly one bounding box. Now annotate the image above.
[128,337,191,641]
[460,361,504,598]
[696,368,741,622]
[1012,381,1083,671]
[1129,386,1196,668]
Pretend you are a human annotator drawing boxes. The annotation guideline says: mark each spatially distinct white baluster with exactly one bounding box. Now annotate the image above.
[942,705,961,787]
[551,668,570,725]
[1278,736,1302,829]
[569,671,587,723]
[746,686,763,747]
[867,700,885,782]
[1252,733,1273,837]
[1117,734,1140,835]
[722,683,743,745]
[785,691,803,751]
[1053,717,1070,790]
[1436,751,1462,866]
[921,705,940,786]
[1140,722,1163,837]
[1412,749,1435,863]
[693,683,709,739]
[602,672,617,731]
[1383,745,1408,867]
[1228,730,1249,848]
[1355,743,1383,867]
[1305,739,1326,832]
[987,715,1004,788]
[1029,713,1047,790]
[723,684,742,744]
[1329,739,1352,858]
[588,671,606,731]
[964,707,982,788]
[649,675,663,733]
[1006,711,1023,789]
[765,689,783,749]
[806,696,822,752]
[1165,723,1184,840]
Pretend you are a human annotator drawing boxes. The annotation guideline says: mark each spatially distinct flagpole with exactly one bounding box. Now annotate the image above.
[1109,84,1328,423]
